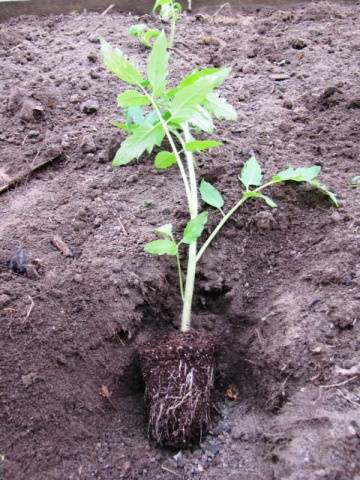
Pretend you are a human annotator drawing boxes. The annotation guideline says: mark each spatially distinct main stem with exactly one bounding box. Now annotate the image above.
[143,89,197,329]
[169,18,176,48]
[180,123,198,332]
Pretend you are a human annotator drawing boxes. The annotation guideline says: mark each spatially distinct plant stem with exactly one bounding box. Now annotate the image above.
[142,88,192,213]
[180,123,198,332]
[175,247,185,301]
[196,182,275,263]
[142,89,194,314]
[169,18,176,48]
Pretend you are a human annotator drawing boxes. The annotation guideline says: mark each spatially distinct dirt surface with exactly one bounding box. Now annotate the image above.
[0,1,359,479]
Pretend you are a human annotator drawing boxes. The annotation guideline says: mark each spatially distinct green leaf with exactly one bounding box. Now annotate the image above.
[204,92,237,121]
[240,156,262,189]
[147,31,169,97]
[185,140,222,153]
[117,90,151,108]
[125,106,145,127]
[272,165,321,183]
[154,151,177,169]
[182,212,208,245]
[144,239,177,256]
[153,0,170,11]
[170,76,219,123]
[190,107,214,134]
[112,120,128,130]
[175,67,230,93]
[113,122,165,166]
[154,223,173,238]
[200,180,224,209]
[100,39,144,86]
[261,195,277,208]
[310,180,338,206]
[128,24,147,37]
[142,29,161,48]
[243,191,261,200]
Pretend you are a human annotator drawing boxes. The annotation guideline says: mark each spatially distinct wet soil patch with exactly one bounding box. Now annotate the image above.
[0,2,360,479]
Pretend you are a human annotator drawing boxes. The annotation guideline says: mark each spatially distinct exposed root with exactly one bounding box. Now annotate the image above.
[140,331,217,447]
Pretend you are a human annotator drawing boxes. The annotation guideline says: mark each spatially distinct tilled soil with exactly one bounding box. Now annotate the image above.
[0,2,359,479]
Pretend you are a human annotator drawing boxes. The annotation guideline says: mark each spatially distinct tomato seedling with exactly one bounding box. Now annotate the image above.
[128,24,161,48]
[153,0,182,47]
[101,32,337,334]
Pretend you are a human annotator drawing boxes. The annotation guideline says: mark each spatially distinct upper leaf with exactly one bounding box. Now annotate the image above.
[204,92,237,121]
[182,212,208,245]
[153,0,169,10]
[147,32,169,97]
[113,122,165,166]
[125,106,145,128]
[240,156,262,189]
[200,180,224,210]
[144,239,177,256]
[142,29,161,48]
[190,107,214,134]
[170,77,219,123]
[167,67,231,98]
[117,90,151,108]
[185,140,222,153]
[101,39,144,86]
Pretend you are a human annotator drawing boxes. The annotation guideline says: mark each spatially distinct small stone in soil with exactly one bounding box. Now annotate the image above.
[291,38,308,49]
[204,440,220,457]
[70,94,80,103]
[347,98,360,109]
[80,99,99,114]
[28,130,40,139]
[87,52,98,63]
[269,72,290,81]
[9,247,27,274]
[90,70,100,80]
[283,99,293,109]
[80,135,97,154]
[19,98,45,122]
[107,134,121,161]
[44,142,63,159]
[97,151,108,164]
[79,80,90,90]
[253,211,276,230]
[88,33,100,44]
[126,174,138,184]
[0,294,11,308]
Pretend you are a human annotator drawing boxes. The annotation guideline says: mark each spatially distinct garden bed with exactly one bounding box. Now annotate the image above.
[0,1,359,479]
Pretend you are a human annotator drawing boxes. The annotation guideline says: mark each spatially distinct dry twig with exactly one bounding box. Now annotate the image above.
[336,389,360,407]
[23,296,34,324]
[161,465,182,478]
[319,376,358,389]
[101,4,114,15]
[51,235,73,257]
[0,154,62,196]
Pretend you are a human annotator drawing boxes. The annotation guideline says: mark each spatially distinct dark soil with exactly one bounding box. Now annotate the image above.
[0,2,359,479]
[140,331,217,447]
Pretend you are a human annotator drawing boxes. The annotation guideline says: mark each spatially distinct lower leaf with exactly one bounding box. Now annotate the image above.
[144,239,177,256]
